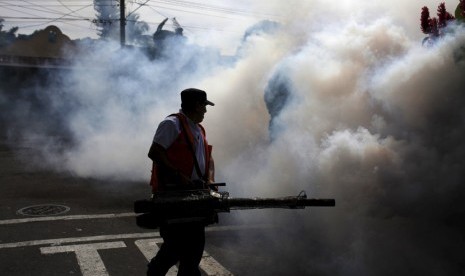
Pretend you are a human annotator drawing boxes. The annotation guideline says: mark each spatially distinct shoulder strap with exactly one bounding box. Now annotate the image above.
[171,113,206,181]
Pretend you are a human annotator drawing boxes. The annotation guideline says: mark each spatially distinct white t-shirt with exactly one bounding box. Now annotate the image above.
[153,112,206,180]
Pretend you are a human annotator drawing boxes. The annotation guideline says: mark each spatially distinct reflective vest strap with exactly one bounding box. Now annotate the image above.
[173,113,210,181]
[198,123,211,178]
[171,113,195,148]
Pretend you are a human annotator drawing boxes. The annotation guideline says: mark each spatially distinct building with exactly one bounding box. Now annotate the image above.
[0,25,78,69]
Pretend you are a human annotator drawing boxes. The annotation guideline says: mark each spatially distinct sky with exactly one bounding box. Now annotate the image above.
[0,0,459,53]
[2,1,465,275]
[0,0,282,54]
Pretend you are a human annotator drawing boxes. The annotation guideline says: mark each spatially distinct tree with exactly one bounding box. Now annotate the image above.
[93,0,150,45]
[126,13,149,45]
[420,2,455,46]
[0,18,18,47]
[421,3,455,36]
[93,0,120,40]
[456,0,465,21]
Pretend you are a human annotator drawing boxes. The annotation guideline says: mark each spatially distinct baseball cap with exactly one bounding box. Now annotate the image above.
[181,88,215,106]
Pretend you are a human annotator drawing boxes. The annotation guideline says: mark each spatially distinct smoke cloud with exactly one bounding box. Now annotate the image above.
[2,0,465,275]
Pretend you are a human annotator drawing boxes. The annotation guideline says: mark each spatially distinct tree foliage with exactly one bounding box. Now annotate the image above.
[457,0,465,19]
[93,0,150,44]
[421,2,455,37]
[0,18,19,47]
[93,0,120,39]
[126,13,149,45]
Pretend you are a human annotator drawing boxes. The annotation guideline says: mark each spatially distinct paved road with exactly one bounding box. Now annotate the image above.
[0,136,311,276]
[0,136,242,276]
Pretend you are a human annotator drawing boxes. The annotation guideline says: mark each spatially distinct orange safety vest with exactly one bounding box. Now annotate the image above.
[150,113,212,192]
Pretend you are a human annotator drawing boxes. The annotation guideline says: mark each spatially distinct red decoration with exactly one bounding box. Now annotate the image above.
[420,2,455,39]
[437,2,455,28]
[421,6,431,34]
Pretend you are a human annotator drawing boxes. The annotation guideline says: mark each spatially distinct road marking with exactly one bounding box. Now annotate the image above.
[38,239,233,276]
[134,239,163,262]
[0,224,271,249]
[135,239,233,276]
[0,232,157,249]
[135,238,178,276]
[41,241,127,276]
[0,223,260,275]
[200,251,234,276]
[0,212,136,225]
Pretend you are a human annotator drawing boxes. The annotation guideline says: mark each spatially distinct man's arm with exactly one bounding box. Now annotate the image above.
[148,142,173,169]
[148,142,193,186]
[149,118,179,170]
[208,156,215,183]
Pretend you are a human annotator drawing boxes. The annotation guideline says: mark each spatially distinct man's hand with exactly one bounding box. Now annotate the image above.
[177,172,194,187]
[192,179,207,189]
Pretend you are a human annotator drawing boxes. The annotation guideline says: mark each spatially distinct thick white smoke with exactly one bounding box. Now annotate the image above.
[2,0,465,275]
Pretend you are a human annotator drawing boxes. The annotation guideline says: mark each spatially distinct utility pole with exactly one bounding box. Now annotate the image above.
[120,0,125,47]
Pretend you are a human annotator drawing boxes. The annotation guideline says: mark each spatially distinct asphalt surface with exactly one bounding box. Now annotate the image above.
[0,133,319,276]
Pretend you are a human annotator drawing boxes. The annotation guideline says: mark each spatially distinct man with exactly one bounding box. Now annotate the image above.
[146,88,215,276]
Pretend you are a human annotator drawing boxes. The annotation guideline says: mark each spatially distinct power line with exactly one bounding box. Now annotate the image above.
[141,1,172,19]
[17,3,94,29]
[0,4,98,7]
[1,16,90,20]
[125,0,279,36]
[146,3,248,20]
[0,4,57,19]
[1,0,281,23]
[127,0,150,17]
[0,0,276,39]
[1,0,89,20]
[150,0,282,19]
[57,0,77,13]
